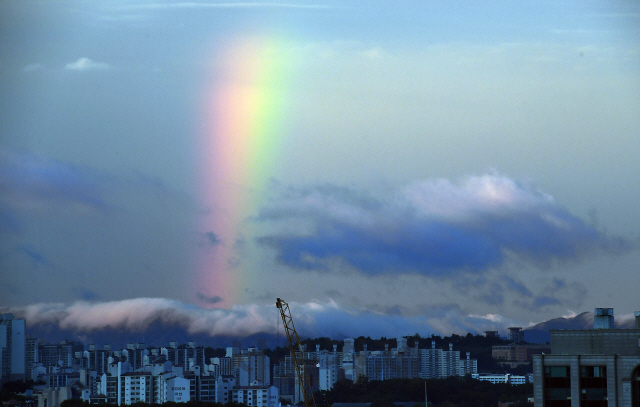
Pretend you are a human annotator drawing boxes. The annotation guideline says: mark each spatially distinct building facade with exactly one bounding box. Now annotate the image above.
[0,313,26,383]
[271,336,479,402]
[231,386,279,407]
[533,309,640,407]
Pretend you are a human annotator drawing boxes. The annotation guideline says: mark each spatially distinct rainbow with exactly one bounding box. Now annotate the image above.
[196,35,293,307]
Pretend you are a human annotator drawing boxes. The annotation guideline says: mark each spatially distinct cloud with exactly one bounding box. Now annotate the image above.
[1,298,524,339]
[359,47,386,60]
[205,232,221,246]
[0,148,193,219]
[23,63,44,72]
[65,57,110,71]
[0,147,109,215]
[197,293,223,304]
[72,288,99,301]
[533,296,561,307]
[258,175,632,277]
[480,283,504,306]
[16,246,55,268]
[512,277,587,312]
[4,298,270,337]
[503,276,533,297]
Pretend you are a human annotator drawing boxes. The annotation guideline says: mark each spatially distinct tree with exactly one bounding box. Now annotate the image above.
[60,399,89,407]
[204,346,226,360]
[2,380,34,394]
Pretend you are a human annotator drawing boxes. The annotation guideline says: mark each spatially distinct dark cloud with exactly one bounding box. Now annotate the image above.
[16,246,54,268]
[0,147,194,220]
[260,221,503,275]
[480,283,505,306]
[205,232,221,246]
[550,278,566,289]
[72,288,98,301]
[504,276,533,297]
[197,293,223,304]
[0,147,109,213]
[512,277,587,311]
[258,175,632,277]
[533,296,561,307]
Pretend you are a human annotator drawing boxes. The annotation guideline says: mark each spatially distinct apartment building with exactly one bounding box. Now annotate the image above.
[0,313,26,383]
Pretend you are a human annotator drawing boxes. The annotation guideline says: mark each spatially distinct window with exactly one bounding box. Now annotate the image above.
[580,366,607,407]
[544,366,571,407]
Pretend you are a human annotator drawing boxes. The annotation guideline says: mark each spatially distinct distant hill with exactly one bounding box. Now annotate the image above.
[528,311,595,331]
[26,319,283,350]
[524,312,592,343]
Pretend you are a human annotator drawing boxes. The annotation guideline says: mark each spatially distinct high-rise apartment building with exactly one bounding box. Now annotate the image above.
[236,349,270,386]
[82,344,112,375]
[39,340,84,369]
[25,335,39,380]
[0,313,26,383]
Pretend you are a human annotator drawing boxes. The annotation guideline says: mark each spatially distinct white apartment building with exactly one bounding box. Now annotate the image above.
[442,344,461,378]
[318,352,340,390]
[166,376,191,403]
[231,385,279,407]
[459,352,478,376]
[119,372,152,405]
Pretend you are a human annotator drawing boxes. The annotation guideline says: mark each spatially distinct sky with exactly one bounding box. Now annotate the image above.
[1,0,640,341]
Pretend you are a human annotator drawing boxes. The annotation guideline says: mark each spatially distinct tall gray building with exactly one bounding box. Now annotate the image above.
[0,313,26,383]
[533,308,640,407]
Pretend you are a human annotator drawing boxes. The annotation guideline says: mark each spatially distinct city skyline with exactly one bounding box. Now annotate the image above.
[1,0,640,339]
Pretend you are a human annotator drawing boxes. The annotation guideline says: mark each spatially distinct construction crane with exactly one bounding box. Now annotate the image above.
[276,298,318,407]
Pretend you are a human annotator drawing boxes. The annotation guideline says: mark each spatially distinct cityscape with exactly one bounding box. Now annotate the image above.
[2,308,640,406]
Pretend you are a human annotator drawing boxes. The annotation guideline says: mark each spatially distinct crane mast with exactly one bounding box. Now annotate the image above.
[276,298,317,407]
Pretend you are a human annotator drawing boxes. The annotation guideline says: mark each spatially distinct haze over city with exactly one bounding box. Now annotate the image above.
[1,0,639,341]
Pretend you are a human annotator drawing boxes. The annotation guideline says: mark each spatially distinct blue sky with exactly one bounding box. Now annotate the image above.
[1,0,639,339]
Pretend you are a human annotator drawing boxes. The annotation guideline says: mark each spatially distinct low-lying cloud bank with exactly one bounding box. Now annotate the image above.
[4,298,270,338]
[1,298,526,341]
[258,175,632,276]
[4,298,638,346]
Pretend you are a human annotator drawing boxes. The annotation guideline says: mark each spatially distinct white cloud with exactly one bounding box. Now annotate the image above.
[359,47,386,60]
[65,57,110,71]
[468,313,504,323]
[23,63,44,72]
[10,298,273,337]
